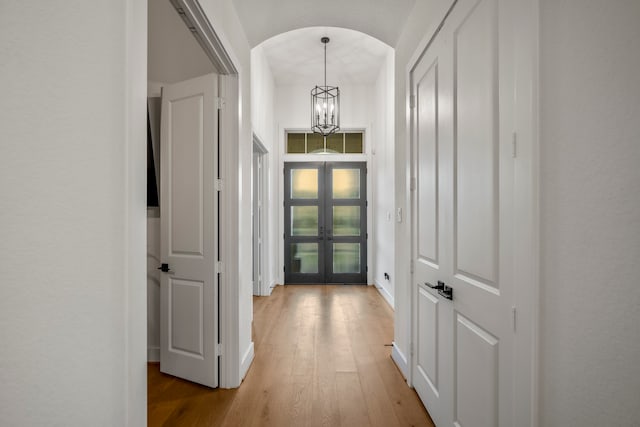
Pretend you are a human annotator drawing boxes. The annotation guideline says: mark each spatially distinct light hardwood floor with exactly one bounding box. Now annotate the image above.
[148,285,434,426]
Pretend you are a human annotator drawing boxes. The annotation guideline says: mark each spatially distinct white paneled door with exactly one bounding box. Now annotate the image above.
[411,0,518,425]
[159,74,219,388]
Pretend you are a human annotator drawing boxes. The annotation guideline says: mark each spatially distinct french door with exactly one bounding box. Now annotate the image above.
[284,162,367,284]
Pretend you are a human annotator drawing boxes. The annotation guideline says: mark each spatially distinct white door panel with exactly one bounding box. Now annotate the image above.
[416,285,440,392]
[455,314,499,427]
[169,279,204,357]
[454,0,499,288]
[160,73,218,388]
[417,59,439,266]
[412,0,517,425]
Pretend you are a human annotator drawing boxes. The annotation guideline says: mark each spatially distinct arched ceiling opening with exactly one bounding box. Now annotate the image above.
[232,0,416,48]
[258,27,392,86]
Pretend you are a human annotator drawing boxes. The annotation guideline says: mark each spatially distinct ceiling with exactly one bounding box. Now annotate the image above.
[232,0,416,48]
[259,27,392,86]
[234,0,414,86]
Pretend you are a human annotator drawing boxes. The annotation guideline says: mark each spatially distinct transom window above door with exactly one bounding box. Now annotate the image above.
[286,131,364,154]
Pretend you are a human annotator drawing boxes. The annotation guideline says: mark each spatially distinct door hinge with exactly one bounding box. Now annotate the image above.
[216,97,225,110]
[215,179,223,191]
[215,261,223,274]
[512,306,517,332]
[410,260,414,274]
[410,177,416,191]
[410,342,415,357]
[512,132,517,158]
[410,95,416,109]
[215,343,222,357]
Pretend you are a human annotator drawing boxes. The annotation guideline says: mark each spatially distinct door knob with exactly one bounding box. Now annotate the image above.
[158,263,172,273]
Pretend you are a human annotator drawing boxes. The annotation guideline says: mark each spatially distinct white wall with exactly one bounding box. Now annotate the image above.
[0,1,147,425]
[539,1,640,425]
[251,46,276,149]
[392,0,455,377]
[251,45,278,292]
[371,51,396,307]
[276,83,374,131]
[148,0,214,83]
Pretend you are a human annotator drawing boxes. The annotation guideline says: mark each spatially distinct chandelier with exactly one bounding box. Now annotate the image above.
[311,37,340,136]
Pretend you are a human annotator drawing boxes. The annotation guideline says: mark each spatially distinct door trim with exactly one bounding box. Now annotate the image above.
[252,133,270,296]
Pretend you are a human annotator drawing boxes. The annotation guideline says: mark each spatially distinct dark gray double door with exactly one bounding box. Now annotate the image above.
[284,162,367,284]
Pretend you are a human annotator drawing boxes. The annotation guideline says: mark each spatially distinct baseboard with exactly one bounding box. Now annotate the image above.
[262,280,276,296]
[240,341,255,380]
[148,346,160,362]
[374,282,394,309]
[391,342,409,380]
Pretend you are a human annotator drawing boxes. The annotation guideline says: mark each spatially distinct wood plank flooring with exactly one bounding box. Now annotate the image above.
[148,285,434,427]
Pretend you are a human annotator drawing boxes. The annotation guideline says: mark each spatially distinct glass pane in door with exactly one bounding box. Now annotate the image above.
[332,169,360,199]
[333,206,360,236]
[291,206,318,236]
[291,169,318,199]
[333,243,360,273]
[291,243,319,273]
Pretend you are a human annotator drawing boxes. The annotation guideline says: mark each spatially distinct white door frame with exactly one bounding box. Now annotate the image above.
[401,0,540,424]
[252,133,270,296]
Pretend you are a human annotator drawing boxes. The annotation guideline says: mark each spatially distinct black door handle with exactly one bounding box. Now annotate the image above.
[438,285,453,301]
[425,281,445,291]
[157,263,172,273]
